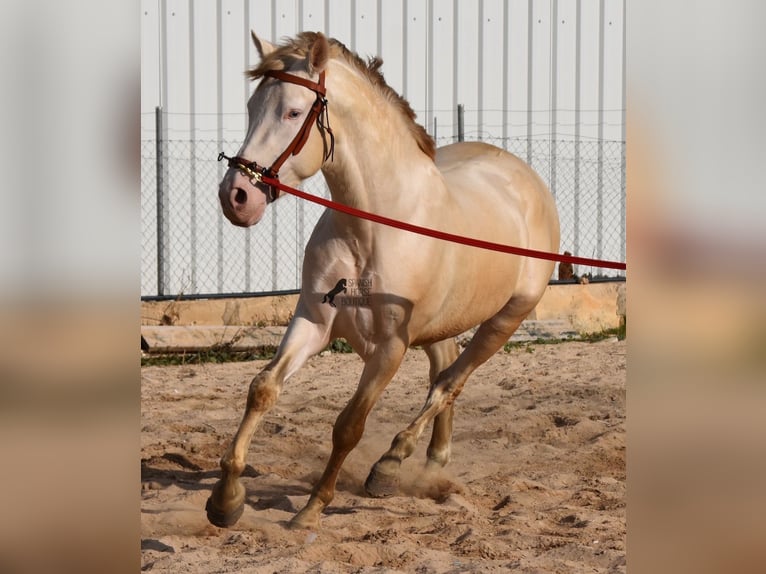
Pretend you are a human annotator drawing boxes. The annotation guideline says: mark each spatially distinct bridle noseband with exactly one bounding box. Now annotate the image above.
[218,69,335,202]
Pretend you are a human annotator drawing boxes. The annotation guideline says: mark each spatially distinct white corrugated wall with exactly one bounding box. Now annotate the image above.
[141,0,625,297]
[142,0,624,144]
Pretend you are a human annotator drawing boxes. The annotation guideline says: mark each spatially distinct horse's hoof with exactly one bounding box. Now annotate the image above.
[288,508,319,531]
[205,480,246,527]
[364,459,401,498]
[206,496,245,527]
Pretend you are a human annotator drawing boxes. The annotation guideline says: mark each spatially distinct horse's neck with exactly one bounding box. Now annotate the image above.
[321,73,437,216]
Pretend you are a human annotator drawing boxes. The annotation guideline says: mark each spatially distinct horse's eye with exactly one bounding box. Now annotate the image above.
[286,109,302,120]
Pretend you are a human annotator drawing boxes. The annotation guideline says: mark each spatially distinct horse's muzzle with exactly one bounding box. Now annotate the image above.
[218,170,269,227]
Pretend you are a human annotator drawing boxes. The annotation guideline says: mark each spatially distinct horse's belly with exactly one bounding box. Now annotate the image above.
[407,253,524,345]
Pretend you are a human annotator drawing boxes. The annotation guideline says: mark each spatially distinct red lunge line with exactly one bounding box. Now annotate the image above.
[263,175,627,271]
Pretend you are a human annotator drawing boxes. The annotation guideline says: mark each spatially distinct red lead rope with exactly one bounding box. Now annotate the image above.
[260,174,627,271]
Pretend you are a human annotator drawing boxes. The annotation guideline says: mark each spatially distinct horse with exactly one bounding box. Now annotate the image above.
[208,31,560,531]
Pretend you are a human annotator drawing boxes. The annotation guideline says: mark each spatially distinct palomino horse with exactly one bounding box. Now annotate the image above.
[208,31,560,530]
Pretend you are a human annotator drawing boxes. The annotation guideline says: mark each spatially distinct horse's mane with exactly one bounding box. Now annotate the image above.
[248,32,436,161]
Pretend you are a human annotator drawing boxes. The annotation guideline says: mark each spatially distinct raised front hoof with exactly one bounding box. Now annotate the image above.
[205,481,246,528]
[364,459,401,498]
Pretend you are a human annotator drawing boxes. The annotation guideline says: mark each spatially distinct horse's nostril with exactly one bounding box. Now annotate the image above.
[233,188,247,205]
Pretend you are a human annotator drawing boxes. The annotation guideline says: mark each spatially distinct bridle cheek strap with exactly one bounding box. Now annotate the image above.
[218,69,334,203]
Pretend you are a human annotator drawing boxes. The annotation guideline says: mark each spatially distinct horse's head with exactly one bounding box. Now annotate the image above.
[218,32,333,227]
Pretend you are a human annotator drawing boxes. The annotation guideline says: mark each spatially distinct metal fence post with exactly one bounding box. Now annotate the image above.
[457,104,464,142]
[271,208,278,290]
[155,106,166,296]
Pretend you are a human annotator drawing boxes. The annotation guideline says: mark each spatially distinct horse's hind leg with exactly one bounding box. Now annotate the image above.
[206,315,329,528]
[365,305,532,498]
[363,338,459,497]
[424,339,461,469]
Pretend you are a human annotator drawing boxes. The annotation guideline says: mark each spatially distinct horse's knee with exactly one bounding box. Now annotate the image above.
[246,373,281,411]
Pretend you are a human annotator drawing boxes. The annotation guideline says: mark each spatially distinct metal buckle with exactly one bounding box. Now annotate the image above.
[236,162,263,184]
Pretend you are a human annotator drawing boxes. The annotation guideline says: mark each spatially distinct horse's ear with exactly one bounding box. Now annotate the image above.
[251,31,275,60]
[309,32,330,74]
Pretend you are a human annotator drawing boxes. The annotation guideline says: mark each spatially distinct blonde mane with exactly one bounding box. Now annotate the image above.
[247,32,436,161]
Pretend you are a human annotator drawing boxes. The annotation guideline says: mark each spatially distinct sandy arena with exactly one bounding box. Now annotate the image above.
[141,338,625,573]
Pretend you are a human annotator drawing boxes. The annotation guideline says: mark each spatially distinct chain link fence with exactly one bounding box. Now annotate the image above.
[141,131,625,299]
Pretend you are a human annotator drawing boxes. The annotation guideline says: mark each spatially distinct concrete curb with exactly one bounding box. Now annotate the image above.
[141,325,286,354]
[141,283,625,354]
[142,319,586,354]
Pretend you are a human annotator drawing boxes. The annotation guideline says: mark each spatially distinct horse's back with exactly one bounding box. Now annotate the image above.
[436,140,532,169]
[435,140,510,166]
[435,141,559,253]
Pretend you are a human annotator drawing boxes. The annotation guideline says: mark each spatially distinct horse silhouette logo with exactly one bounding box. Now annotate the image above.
[321,278,347,307]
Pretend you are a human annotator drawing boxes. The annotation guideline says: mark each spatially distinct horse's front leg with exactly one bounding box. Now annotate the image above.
[206,315,330,528]
[289,339,408,530]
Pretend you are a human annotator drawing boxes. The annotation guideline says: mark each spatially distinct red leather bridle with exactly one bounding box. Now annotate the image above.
[218,69,334,202]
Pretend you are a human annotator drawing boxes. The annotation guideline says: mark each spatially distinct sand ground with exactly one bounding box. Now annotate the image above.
[141,338,625,573]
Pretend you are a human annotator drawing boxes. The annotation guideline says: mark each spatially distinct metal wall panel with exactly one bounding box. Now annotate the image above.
[142,1,625,146]
[141,0,626,297]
